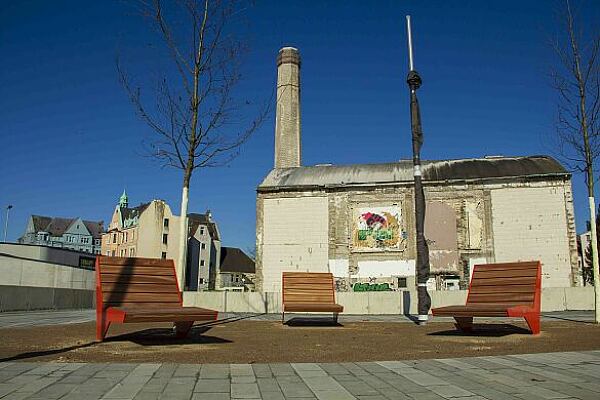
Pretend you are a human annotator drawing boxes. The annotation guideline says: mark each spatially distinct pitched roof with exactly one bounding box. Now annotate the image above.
[258,155,569,191]
[219,247,255,274]
[30,215,104,238]
[121,202,151,221]
[188,213,220,241]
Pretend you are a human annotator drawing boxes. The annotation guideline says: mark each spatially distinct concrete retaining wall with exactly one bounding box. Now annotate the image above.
[0,251,96,312]
[0,285,94,312]
[183,287,595,314]
[0,254,95,290]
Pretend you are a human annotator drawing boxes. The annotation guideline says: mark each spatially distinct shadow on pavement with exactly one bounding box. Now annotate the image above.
[428,323,533,337]
[284,317,343,327]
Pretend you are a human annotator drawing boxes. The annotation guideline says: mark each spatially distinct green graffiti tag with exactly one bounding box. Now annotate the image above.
[352,282,392,292]
[358,229,393,241]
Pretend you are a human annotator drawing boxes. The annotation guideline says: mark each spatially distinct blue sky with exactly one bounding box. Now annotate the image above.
[1,0,599,249]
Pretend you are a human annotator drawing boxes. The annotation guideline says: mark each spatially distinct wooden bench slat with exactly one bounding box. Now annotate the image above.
[100,275,177,284]
[473,269,537,279]
[99,257,174,267]
[101,283,179,293]
[471,277,537,286]
[469,286,536,294]
[102,292,181,303]
[101,266,174,276]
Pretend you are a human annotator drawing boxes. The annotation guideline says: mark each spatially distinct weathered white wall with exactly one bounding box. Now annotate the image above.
[261,196,329,292]
[491,186,572,287]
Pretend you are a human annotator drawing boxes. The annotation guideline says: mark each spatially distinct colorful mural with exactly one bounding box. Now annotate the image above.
[352,206,402,251]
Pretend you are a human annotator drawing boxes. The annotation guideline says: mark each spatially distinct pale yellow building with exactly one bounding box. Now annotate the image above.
[102,191,181,262]
[101,191,222,290]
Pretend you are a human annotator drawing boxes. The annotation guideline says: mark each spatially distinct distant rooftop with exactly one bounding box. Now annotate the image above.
[258,155,569,191]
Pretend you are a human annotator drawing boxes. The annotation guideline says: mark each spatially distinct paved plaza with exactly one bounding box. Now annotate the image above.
[1,351,600,399]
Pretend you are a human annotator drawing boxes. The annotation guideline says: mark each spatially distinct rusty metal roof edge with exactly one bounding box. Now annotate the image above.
[256,171,571,193]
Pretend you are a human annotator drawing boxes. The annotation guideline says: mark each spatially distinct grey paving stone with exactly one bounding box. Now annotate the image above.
[257,377,280,392]
[194,378,230,393]
[427,384,476,398]
[231,382,259,398]
[277,381,314,398]
[27,383,78,399]
[191,394,231,400]
[259,391,285,400]
[337,380,381,396]
[133,391,162,400]
[251,364,272,378]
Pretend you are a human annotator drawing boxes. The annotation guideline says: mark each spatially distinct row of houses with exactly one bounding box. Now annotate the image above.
[17,190,255,291]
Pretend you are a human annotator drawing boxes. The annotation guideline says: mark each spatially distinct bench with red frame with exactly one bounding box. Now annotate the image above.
[282,272,343,324]
[95,256,218,341]
[431,261,542,334]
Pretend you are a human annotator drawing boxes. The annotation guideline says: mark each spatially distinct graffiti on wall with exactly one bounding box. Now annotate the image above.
[352,206,403,251]
[352,282,392,292]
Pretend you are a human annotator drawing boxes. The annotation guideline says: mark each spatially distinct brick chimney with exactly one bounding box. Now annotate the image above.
[274,47,301,169]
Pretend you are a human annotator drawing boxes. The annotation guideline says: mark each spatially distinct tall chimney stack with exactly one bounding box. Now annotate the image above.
[274,47,301,169]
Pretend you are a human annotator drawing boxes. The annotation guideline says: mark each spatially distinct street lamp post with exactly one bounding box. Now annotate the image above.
[3,205,13,243]
[406,16,432,324]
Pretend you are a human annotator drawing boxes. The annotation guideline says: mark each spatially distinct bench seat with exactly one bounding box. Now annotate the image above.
[282,272,343,323]
[96,256,218,341]
[105,306,218,323]
[284,303,344,313]
[431,304,536,318]
[431,261,541,334]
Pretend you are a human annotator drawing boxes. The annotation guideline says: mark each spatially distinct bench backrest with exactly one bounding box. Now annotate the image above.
[96,256,183,311]
[282,272,337,305]
[466,261,541,310]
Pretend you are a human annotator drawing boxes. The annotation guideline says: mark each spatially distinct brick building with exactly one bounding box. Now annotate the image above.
[254,47,578,293]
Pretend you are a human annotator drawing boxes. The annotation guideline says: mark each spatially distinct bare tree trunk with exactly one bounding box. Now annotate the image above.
[588,196,600,322]
[177,185,189,289]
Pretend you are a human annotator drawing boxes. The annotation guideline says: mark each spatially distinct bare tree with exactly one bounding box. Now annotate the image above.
[118,0,268,287]
[550,0,600,321]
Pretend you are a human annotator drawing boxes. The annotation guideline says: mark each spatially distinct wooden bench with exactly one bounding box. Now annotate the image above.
[432,261,542,334]
[282,272,343,324]
[95,256,218,341]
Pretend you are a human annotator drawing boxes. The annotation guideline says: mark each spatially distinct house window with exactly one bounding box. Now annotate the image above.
[129,248,135,256]
[113,233,117,243]
[95,239,100,246]
[200,227,205,235]
[200,260,205,267]
[164,218,169,228]
[111,250,116,256]
[162,234,168,244]
[120,249,126,257]
[201,243,206,250]
[124,232,128,242]
[397,277,408,289]
[199,278,204,284]
[161,252,167,259]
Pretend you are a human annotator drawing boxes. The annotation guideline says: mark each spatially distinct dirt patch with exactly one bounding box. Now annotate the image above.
[1,318,599,363]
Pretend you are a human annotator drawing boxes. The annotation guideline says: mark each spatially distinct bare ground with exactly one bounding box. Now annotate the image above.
[1,317,599,363]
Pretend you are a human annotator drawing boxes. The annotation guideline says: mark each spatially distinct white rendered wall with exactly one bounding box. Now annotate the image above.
[490,186,572,287]
[261,196,329,292]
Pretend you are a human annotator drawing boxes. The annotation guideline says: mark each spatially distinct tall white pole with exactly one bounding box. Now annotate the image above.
[406,16,414,71]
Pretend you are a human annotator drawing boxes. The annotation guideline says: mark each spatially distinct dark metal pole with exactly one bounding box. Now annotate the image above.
[406,16,431,324]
